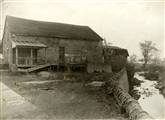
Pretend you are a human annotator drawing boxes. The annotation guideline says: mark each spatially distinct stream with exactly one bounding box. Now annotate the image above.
[134,72,165,119]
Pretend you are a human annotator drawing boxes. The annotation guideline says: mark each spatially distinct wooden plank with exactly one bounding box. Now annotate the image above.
[27,64,51,72]
[31,48,33,66]
[16,47,18,65]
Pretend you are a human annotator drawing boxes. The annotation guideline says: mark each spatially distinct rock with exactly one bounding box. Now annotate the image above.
[161,87,165,97]
[87,81,105,87]
[38,71,50,79]
[40,87,53,91]
[155,84,163,89]
[50,73,64,80]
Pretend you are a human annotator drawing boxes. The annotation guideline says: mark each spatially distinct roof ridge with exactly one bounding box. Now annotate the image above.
[5,15,103,41]
[6,15,89,28]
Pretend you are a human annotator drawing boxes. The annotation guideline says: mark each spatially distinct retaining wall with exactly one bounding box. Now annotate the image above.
[104,69,153,120]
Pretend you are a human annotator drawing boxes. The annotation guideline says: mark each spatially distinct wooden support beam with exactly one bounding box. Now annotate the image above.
[16,47,18,65]
[45,48,47,64]
[31,48,33,66]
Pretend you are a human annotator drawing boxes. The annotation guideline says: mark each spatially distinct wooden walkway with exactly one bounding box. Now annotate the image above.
[27,64,52,72]
[0,81,48,119]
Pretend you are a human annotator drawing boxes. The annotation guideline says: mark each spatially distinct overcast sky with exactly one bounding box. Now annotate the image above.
[0,0,164,58]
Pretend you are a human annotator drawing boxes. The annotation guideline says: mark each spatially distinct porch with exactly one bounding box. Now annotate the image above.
[13,47,47,67]
[12,39,47,68]
[11,39,88,72]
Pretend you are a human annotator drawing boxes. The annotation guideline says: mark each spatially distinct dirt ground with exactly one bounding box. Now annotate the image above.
[1,71,128,120]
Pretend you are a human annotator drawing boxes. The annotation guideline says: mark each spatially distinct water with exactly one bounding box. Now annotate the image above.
[134,72,165,119]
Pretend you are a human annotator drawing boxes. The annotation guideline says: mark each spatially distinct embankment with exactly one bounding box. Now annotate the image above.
[104,69,153,120]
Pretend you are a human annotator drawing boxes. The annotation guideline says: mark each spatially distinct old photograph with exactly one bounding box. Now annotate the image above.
[0,0,164,119]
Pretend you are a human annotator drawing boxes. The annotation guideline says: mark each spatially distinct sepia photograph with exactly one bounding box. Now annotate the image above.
[0,0,164,119]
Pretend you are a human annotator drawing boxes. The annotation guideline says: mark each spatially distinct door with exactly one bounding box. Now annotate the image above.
[32,49,37,65]
[59,47,65,64]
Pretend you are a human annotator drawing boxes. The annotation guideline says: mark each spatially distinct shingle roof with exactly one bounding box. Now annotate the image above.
[103,45,127,50]
[103,45,129,56]
[6,16,103,41]
[12,39,47,48]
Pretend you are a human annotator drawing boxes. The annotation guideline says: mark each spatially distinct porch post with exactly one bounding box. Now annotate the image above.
[31,48,33,66]
[45,48,47,64]
[16,47,18,65]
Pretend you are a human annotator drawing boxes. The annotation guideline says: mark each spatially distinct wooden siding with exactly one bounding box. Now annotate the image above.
[3,32,111,72]
[2,21,12,65]
[13,35,103,65]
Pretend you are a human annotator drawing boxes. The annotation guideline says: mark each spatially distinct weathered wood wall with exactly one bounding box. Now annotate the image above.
[11,35,109,72]
[14,35,103,64]
[87,63,112,73]
[110,56,127,72]
[2,21,11,65]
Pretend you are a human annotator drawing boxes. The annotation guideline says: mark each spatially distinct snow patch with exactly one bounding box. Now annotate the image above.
[134,72,165,119]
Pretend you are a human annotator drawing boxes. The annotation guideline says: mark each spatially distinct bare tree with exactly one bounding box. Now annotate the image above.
[140,40,158,70]
[128,54,137,64]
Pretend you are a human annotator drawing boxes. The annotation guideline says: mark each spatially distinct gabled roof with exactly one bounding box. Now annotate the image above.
[103,45,127,50]
[5,16,103,41]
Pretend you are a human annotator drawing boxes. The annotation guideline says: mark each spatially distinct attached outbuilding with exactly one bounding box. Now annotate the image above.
[103,46,129,72]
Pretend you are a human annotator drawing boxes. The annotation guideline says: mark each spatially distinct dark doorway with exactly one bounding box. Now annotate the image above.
[59,47,65,64]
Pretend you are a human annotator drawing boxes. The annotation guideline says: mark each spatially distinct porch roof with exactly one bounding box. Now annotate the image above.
[12,39,47,48]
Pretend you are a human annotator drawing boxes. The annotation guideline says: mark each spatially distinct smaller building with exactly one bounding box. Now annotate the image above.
[103,46,129,72]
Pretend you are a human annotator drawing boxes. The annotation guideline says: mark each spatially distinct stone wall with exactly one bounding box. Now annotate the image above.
[104,69,152,120]
[113,86,152,120]
[118,68,129,92]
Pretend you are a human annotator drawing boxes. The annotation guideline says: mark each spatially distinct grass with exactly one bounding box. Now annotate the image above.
[1,71,127,119]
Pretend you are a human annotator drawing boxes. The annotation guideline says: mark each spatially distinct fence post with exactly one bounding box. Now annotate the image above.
[16,47,18,65]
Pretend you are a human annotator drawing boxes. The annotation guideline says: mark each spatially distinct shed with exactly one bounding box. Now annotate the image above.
[103,46,129,72]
